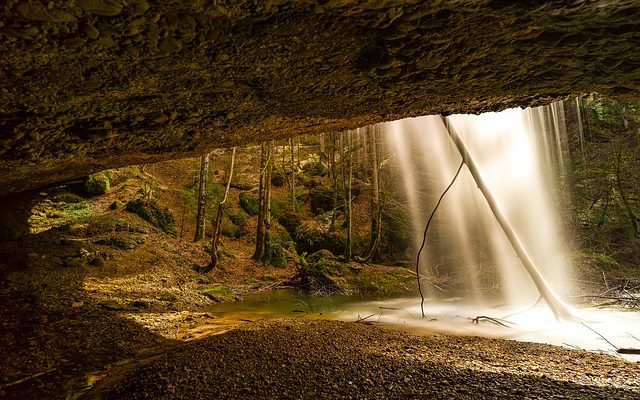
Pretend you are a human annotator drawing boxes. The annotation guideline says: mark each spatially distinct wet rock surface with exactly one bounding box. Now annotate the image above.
[1,1,640,194]
[96,319,640,400]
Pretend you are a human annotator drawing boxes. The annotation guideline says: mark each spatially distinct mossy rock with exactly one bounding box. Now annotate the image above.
[294,222,345,255]
[84,172,111,195]
[109,200,125,210]
[221,215,240,238]
[201,285,235,302]
[297,174,322,188]
[55,192,85,203]
[309,186,338,214]
[302,161,326,177]
[239,191,259,216]
[226,206,248,228]
[125,198,176,235]
[265,243,287,268]
[342,268,416,295]
[271,168,286,186]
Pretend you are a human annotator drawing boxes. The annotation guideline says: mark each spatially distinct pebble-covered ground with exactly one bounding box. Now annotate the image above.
[94,319,640,400]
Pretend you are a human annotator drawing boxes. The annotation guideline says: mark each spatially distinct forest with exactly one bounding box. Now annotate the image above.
[1,94,640,399]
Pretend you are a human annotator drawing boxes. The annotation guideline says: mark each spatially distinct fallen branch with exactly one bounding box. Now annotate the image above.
[1,368,56,389]
[616,348,640,355]
[415,159,464,318]
[581,322,618,350]
[469,315,513,328]
[355,313,376,323]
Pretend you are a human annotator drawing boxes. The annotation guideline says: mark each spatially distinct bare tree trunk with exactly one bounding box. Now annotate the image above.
[253,143,267,260]
[441,116,573,321]
[203,147,236,273]
[289,137,297,212]
[263,141,273,263]
[365,125,381,261]
[345,131,353,260]
[329,133,338,231]
[194,152,210,242]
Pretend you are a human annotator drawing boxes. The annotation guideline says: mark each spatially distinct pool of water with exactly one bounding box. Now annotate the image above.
[205,289,640,361]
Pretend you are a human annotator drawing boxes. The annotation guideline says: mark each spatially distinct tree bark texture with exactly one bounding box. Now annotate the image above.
[194,153,210,242]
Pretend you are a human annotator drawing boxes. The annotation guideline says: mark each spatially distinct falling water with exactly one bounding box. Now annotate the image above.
[383,106,572,310]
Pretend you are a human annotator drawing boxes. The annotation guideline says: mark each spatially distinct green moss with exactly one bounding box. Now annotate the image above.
[54,192,85,204]
[221,215,240,238]
[309,186,338,214]
[265,243,287,268]
[125,198,176,235]
[271,167,286,186]
[239,191,260,215]
[226,206,248,228]
[84,172,111,195]
[201,285,235,302]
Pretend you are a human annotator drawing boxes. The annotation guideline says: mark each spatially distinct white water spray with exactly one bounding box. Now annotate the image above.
[383,107,572,317]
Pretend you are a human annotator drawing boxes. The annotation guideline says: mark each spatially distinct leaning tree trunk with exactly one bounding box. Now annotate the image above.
[252,143,267,260]
[440,116,573,321]
[202,147,236,273]
[194,152,210,242]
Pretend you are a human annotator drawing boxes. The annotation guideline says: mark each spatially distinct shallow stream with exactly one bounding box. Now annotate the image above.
[205,289,640,361]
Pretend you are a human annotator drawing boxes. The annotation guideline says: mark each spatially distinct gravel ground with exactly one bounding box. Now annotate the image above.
[92,318,640,400]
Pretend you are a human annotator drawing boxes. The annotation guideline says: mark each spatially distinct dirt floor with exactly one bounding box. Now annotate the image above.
[87,319,640,399]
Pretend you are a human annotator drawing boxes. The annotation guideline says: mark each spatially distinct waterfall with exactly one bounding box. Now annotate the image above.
[382,106,572,313]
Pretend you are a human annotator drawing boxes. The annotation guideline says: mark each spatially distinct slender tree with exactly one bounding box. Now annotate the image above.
[203,147,236,273]
[253,143,267,260]
[263,141,274,263]
[345,131,353,260]
[365,125,382,261]
[329,133,338,231]
[194,152,210,242]
[289,137,297,212]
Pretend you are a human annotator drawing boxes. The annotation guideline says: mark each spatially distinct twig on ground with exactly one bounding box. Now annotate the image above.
[626,332,640,343]
[355,313,376,323]
[581,322,618,350]
[1,368,56,389]
[469,315,514,328]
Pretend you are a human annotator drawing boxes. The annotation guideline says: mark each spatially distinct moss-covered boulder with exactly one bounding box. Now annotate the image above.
[125,198,176,235]
[271,168,286,187]
[302,161,326,177]
[309,186,338,215]
[239,191,259,216]
[294,221,345,255]
[201,285,235,302]
[84,172,111,195]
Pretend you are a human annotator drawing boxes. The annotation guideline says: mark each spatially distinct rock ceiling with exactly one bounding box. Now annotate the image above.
[1,0,639,195]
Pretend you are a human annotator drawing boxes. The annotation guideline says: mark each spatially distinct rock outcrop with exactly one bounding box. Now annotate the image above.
[1,1,640,194]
